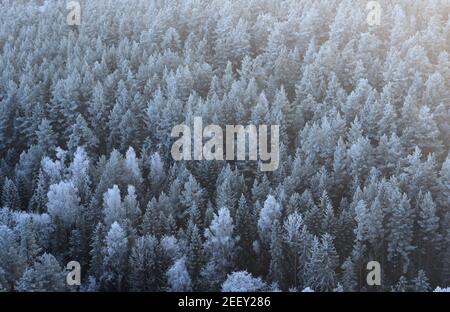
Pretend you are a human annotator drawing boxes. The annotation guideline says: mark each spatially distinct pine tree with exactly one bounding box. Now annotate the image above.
[269,220,284,286]
[251,174,272,204]
[16,253,66,292]
[442,212,450,285]
[123,185,141,228]
[18,218,41,266]
[354,200,369,247]
[87,81,109,153]
[185,222,204,290]
[0,267,8,291]
[47,181,81,228]
[67,115,99,154]
[94,150,125,205]
[283,211,310,289]
[412,270,431,292]
[181,175,205,219]
[332,137,349,203]
[349,136,373,184]
[235,194,256,270]
[402,105,443,156]
[251,92,269,126]
[28,170,47,213]
[317,233,339,291]
[401,147,439,202]
[304,236,321,290]
[216,170,236,214]
[439,154,450,210]
[128,234,161,291]
[376,133,402,177]
[123,147,143,190]
[186,201,202,230]
[118,110,139,151]
[166,257,192,292]
[102,222,128,291]
[392,276,408,292]
[221,271,267,292]
[387,193,415,275]
[340,257,357,292]
[417,191,441,272]
[89,223,105,281]
[35,119,57,155]
[304,203,322,236]
[1,177,19,210]
[257,195,281,244]
[142,198,162,236]
[304,233,339,292]
[68,147,91,204]
[322,201,337,238]
[0,82,18,154]
[202,207,236,289]
[0,224,24,290]
[102,185,124,228]
[149,152,165,194]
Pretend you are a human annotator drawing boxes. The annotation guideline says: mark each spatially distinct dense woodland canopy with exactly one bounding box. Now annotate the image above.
[0,0,449,292]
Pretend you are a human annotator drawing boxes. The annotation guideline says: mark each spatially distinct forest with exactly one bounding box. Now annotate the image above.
[0,0,449,292]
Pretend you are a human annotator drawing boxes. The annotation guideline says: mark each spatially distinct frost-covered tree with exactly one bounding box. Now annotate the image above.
[222,271,267,292]
[68,147,91,204]
[269,220,284,284]
[103,185,124,228]
[149,152,165,194]
[16,253,66,292]
[2,178,19,210]
[89,223,105,281]
[28,170,48,213]
[258,195,282,244]
[102,222,128,291]
[35,119,57,155]
[123,147,143,189]
[304,234,338,292]
[0,267,8,291]
[128,234,162,291]
[412,270,431,292]
[185,223,204,289]
[235,194,256,270]
[68,115,99,155]
[340,257,357,292]
[387,193,415,275]
[392,276,408,292]
[47,181,80,227]
[166,257,192,292]
[123,185,141,228]
[417,191,441,273]
[0,224,24,290]
[202,207,237,289]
